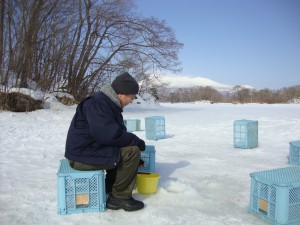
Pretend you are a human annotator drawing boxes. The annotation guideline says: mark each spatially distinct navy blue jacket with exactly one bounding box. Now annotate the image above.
[65,92,142,166]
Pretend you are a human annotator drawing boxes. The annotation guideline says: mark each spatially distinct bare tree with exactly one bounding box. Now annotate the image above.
[63,0,183,100]
[0,0,4,78]
[234,88,251,104]
[280,86,300,102]
[2,0,70,89]
[1,0,182,102]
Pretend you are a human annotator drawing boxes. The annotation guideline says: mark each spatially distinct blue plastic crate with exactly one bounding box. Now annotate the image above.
[124,119,141,132]
[145,116,165,141]
[234,119,258,149]
[139,145,156,173]
[57,159,106,215]
[249,167,300,225]
[289,141,300,166]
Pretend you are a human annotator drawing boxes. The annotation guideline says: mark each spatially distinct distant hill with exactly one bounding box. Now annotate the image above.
[161,75,254,93]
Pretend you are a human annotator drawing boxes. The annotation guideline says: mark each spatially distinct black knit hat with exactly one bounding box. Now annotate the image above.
[111,72,139,94]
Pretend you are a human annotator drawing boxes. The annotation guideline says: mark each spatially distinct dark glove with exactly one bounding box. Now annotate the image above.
[137,139,146,151]
[139,159,145,168]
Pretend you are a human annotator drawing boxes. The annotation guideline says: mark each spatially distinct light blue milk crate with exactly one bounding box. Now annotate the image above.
[233,119,258,149]
[289,141,300,166]
[124,119,141,132]
[145,116,165,141]
[57,159,106,215]
[138,145,156,173]
[249,167,300,225]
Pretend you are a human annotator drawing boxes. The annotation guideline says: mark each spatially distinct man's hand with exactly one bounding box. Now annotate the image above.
[139,159,145,168]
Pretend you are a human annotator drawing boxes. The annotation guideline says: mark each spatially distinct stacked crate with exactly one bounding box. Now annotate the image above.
[249,167,300,225]
[234,119,258,149]
[289,141,300,166]
[139,145,156,173]
[57,159,106,215]
[124,119,141,132]
[145,116,165,141]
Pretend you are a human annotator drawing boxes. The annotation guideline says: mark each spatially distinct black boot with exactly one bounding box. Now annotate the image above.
[106,194,144,211]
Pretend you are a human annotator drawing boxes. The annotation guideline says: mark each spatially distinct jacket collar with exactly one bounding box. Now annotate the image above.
[100,84,122,108]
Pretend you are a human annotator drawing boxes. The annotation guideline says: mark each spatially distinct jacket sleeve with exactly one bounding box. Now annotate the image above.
[85,97,140,147]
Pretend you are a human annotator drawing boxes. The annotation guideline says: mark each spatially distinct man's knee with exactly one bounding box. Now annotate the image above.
[120,146,140,162]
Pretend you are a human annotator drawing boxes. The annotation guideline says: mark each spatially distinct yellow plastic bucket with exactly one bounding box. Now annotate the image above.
[136,172,160,194]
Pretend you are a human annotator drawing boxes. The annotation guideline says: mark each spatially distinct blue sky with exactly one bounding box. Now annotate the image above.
[135,0,300,90]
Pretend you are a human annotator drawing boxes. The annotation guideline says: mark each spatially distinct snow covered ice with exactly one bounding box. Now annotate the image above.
[1,101,300,225]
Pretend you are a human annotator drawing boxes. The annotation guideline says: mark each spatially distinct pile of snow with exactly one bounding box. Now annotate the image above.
[43,92,77,110]
[194,100,214,104]
[135,92,159,105]
[9,87,45,100]
[7,88,76,110]
[4,86,159,110]
[288,97,300,104]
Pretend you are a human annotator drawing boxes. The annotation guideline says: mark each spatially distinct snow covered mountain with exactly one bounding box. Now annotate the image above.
[161,75,254,92]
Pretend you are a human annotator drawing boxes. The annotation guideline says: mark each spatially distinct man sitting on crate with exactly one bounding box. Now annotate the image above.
[65,72,146,211]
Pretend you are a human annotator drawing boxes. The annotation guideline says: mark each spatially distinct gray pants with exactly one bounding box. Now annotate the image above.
[69,146,140,199]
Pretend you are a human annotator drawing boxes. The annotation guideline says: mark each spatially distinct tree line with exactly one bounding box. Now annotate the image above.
[159,85,300,104]
[1,0,298,106]
[0,0,182,101]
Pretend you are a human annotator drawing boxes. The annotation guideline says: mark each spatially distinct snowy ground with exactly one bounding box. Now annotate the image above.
[0,101,300,225]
